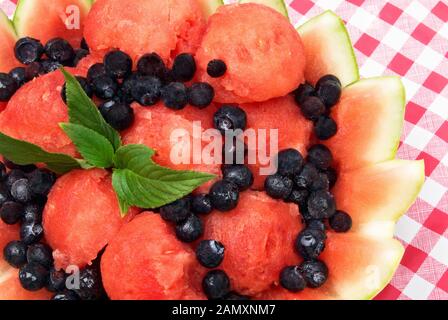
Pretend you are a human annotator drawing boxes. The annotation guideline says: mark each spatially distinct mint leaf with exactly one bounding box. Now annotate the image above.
[60,123,114,168]
[113,144,156,169]
[60,68,122,151]
[0,132,83,174]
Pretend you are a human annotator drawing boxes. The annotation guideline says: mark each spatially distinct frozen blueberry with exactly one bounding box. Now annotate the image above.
[202,270,230,300]
[3,240,27,268]
[188,82,215,108]
[0,184,10,207]
[73,267,104,300]
[11,178,33,203]
[28,169,56,197]
[91,75,118,100]
[24,62,43,80]
[41,59,62,73]
[323,167,338,189]
[294,83,315,105]
[72,49,89,67]
[295,228,326,260]
[307,190,336,219]
[137,53,167,80]
[196,240,225,268]
[307,219,326,232]
[310,172,330,192]
[19,262,49,291]
[307,144,333,170]
[299,260,328,288]
[329,210,352,233]
[265,174,293,200]
[14,37,44,65]
[280,266,306,292]
[314,116,337,140]
[172,53,196,82]
[52,291,80,300]
[213,105,247,134]
[20,222,44,245]
[0,201,24,225]
[222,165,253,191]
[61,76,93,103]
[207,59,227,78]
[286,188,309,206]
[131,76,162,106]
[315,75,341,108]
[161,82,188,110]
[160,197,191,223]
[23,203,43,224]
[175,214,204,243]
[191,194,213,215]
[0,73,18,101]
[5,169,26,190]
[209,180,239,212]
[277,149,304,176]
[99,100,134,131]
[9,67,27,86]
[27,243,53,268]
[104,50,132,79]
[46,268,67,292]
[300,96,326,121]
[44,38,75,64]
[87,63,107,83]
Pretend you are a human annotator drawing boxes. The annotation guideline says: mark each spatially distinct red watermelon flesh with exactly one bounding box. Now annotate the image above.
[0,9,20,73]
[101,213,206,300]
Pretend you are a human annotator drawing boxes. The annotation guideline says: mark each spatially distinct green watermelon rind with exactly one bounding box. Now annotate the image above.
[238,0,289,19]
[0,9,17,38]
[198,0,224,18]
[298,10,359,87]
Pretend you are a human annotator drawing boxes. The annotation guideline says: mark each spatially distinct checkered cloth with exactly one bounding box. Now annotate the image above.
[1,0,447,300]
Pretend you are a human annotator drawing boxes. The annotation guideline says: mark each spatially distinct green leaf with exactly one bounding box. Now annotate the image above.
[60,68,122,151]
[0,132,81,174]
[60,123,115,168]
[113,144,156,169]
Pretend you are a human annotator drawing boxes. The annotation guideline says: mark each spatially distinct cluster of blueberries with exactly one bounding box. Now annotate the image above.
[0,160,104,300]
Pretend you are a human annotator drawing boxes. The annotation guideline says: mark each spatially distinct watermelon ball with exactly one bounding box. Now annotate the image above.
[104,50,132,79]
[295,228,326,260]
[207,59,227,78]
[131,76,162,106]
[294,163,319,189]
[213,105,247,134]
[87,63,107,83]
[26,243,53,268]
[161,82,188,110]
[10,179,33,203]
[14,37,44,65]
[196,4,306,103]
[52,291,80,300]
[307,190,336,219]
[137,53,168,80]
[175,214,204,243]
[61,76,93,103]
[295,83,315,105]
[101,213,206,300]
[329,211,352,233]
[9,67,27,86]
[265,174,293,200]
[44,38,75,65]
[286,188,309,206]
[160,197,191,224]
[172,53,196,82]
[20,222,44,245]
[315,75,342,108]
[19,262,49,291]
[0,201,24,225]
[3,240,28,268]
[299,260,328,288]
[300,96,326,121]
[222,165,253,191]
[307,144,333,171]
[188,82,215,108]
[91,75,118,100]
[209,180,240,212]
[314,116,338,140]
[202,270,231,300]
[0,73,18,101]
[280,266,306,293]
[196,240,225,269]
[99,100,134,131]
[46,268,67,292]
[277,149,304,177]
[191,194,213,215]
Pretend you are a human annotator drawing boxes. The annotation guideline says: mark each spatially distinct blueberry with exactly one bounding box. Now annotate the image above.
[19,262,49,291]
[52,291,80,300]
[323,167,338,189]
[0,184,10,206]
[300,96,326,120]
[202,270,230,300]
[280,266,306,292]
[222,138,247,165]
[45,38,75,64]
[207,59,227,78]
[314,116,337,140]
[222,165,253,191]
[0,201,24,225]
[131,76,162,106]
[137,53,167,80]
[28,169,56,197]
[286,188,309,206]
[264,174,293,200]
[87,63,107,83]
[191,194,213,215]
[24,61,43,80]
[329,210,352,233]
[196,240,225,268]
[213,105,247,134]
[27,243,53,268]
[104,50,132,79]
[299,260,328,288]
[11,178,33,203]
[99,100,134,131]
[3,160,37,173]
[41,59,62,73]
[188,82,215,108]
[91,75,118,100]
[175,214,204,243]
[295,228,326,260]
[310,172,330,192]
[72,49,89,67]
[73,267,104,300]
[224,292,250,300]
[0,161,6,180]
[80,38,89,51]
[172,53,196,82]
[277,149,304,176]
[20,222,44,245]
[9,67,27,86]
[22,203,43,224]
[119,72,140,103]
[61,76,93,103]
[307,219,326,232]
[5,169,26,190]
[160,197,191,223]
[161,82,188,110]
[3,240,27,268]
[299,203,313,222]
[209,180,239,212]
[0,73,18,101]
[294,83,315,105]
[307,144,333,170]
[315,75,341,108]
[14,37,44,65]
[307,190,336,219]
[46,269,67,292]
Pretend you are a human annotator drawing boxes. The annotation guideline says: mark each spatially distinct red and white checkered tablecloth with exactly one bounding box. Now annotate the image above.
[1,0,447,300]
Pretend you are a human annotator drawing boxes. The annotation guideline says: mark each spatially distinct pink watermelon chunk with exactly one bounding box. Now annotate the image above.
[0,9,20,73]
